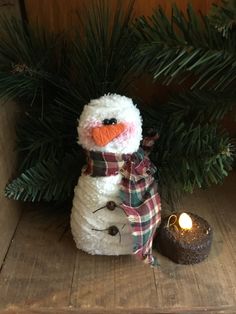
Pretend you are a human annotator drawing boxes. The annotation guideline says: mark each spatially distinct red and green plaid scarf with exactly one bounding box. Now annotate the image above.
[84,146,161,267]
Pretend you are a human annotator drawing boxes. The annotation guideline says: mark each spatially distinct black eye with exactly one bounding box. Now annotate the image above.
[110,118,117,125]
[103,119,110,125]
[102,118,117,125]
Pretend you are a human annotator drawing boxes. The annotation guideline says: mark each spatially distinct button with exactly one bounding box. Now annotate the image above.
[106,201,117,211]
[108,226,119,236]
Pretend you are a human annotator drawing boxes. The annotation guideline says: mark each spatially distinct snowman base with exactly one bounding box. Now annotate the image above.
[71,212,133,256]
[71,174,133,256]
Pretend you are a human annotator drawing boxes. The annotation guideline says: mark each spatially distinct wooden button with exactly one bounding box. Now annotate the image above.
[108,226,119,236]
[106,201,117,211]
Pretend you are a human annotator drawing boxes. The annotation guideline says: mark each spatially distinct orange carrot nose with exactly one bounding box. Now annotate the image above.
[92,123,125,147]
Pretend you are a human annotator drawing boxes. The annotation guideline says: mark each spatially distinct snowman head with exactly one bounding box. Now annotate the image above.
[78,94,142,154]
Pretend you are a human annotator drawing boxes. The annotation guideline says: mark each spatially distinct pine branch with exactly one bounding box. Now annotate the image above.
[146,90,235,207]
[0,16,67,111]
[4,0,139,203]
[5,149,84,202]
[154,123,234,206]
[135,4,236,90]
[16,112,78,171]
[209,0,236,37]
[70,0,138,102]
[166,90,235,124]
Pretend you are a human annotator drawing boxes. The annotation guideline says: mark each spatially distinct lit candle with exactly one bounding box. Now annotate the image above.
[179,213,192,230]
[157,212,213,264]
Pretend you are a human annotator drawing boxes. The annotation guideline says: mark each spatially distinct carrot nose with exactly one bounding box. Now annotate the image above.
[92,123,125,147]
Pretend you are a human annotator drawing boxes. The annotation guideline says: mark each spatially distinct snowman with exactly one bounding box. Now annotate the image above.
[71,94,161,266]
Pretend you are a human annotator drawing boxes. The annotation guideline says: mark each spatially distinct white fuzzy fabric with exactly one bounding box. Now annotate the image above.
[78,94,142,154]
[71,94,143,255]
[71,174,133,255]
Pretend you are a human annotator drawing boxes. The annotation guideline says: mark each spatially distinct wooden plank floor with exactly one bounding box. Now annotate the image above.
[0,174,236,314]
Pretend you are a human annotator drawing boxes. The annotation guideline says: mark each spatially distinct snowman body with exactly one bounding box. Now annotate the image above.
[71,94,143,255]
[71,173,133,255]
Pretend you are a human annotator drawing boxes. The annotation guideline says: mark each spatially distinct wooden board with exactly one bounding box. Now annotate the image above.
[0,101,22,268]
[0,173,236,313]
[0,1,23,268]
[24,0,220,33]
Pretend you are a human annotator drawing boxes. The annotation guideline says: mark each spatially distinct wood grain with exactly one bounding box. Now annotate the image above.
[0,2,23,268]
[0,174,236,313]
[24,0,220,33]
[1,306,236,314]
[0,101,22,268]
[0,206,76,310]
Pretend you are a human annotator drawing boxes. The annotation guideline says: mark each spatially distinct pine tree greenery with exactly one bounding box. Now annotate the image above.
[151,91,234,205]
[210,0,236,37]
[135,3,236,90]
[0,16,66,109]
[2,0,236,206]
[70,0,137,101]
[4,0,138,202]
[135,1,236,204]
[5,151,82,202]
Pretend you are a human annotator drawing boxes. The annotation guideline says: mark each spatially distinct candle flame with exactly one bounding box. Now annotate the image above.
[179,213,192,230]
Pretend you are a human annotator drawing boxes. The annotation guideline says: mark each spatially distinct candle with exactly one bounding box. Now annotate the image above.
[156,212,213,264]
[178,213,193,230]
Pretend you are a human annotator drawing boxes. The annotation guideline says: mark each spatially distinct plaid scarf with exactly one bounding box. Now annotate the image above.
[84,146,161,267]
